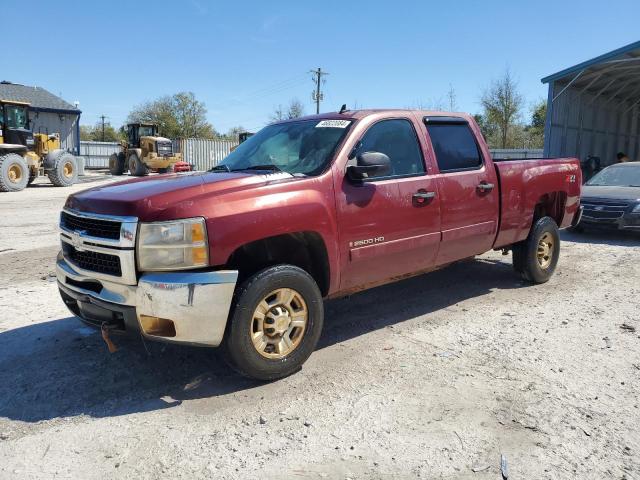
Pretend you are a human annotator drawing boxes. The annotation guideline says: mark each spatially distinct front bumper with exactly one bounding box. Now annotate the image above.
[56,252,238,347]
[580,213,640,230]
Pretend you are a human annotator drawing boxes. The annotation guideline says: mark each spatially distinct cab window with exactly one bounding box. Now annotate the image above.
[5,105,29,129]
[425,122,483,172]
[356,119,425,178]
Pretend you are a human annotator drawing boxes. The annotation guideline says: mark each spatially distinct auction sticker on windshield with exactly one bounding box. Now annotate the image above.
[316,120,351,128]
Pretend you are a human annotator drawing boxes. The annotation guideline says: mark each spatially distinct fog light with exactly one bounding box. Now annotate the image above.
[139,315,176,338]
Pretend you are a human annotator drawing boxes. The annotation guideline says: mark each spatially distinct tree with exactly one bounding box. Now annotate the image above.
[271,98,305,122]
[480,69,524,148]
[222,126,248,141]
[79,122,124,142]
[524,99,547,149]
[127,92,217,139]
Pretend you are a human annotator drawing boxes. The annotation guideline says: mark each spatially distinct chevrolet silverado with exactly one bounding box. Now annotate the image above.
[56,110,582,380]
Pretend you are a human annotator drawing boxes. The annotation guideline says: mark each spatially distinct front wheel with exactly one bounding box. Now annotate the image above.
[222,265,324,381]
[512,216,560,284]
[128,153,148,176]
[47,151,78,187]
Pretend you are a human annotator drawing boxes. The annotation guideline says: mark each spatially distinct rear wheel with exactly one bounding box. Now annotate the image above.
[222,265,324,381]
[108,152,125,175]
[47,151,78,187]
[512,216,560,284]
[0,153,29,192]
[128,153,148,176]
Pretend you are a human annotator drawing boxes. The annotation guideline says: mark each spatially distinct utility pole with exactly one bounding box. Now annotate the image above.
[99,115,108,141]
[310,67,329,114]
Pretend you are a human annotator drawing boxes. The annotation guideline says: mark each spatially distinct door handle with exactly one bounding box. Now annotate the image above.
[476,182,495,193]
[412,190,436,205]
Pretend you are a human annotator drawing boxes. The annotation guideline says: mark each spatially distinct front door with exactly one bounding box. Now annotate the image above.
[421,117,499,265]
[334,117,441,291]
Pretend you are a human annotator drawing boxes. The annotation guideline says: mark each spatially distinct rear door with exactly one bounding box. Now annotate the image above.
[421,117,499,265]
[334,117,441,291]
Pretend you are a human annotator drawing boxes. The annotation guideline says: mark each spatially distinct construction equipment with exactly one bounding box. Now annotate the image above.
[0,99,78,192]
[108,123,181,176]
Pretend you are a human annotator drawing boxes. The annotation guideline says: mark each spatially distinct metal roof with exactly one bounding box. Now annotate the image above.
[541,41,640,106]
[0,81,80,113]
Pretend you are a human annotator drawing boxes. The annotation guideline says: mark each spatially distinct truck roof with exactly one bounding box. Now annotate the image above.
[272,109,475,125]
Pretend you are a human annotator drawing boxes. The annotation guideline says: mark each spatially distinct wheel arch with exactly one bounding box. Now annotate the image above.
[532,191,567,227]
[224,231,331,297]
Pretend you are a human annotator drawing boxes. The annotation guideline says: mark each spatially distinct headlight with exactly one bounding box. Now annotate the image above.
[633,203,640,213]
[137,217,208,271]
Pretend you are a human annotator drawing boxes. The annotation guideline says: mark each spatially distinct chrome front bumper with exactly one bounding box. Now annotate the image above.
[56,253,238,347]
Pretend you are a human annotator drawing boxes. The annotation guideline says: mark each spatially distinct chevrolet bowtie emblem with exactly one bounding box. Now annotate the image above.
[72,230,86,250]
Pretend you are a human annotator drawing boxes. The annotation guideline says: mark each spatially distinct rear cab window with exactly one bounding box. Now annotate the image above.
[424,118,483,172]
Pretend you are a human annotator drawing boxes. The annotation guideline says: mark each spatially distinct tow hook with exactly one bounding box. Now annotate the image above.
[101,322,118,353]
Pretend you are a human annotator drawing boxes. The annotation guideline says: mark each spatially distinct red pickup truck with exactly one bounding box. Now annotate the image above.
[57,110,582,380]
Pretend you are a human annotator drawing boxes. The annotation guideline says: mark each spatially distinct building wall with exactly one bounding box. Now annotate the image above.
[544,81,640,167]
[30,110,80,154]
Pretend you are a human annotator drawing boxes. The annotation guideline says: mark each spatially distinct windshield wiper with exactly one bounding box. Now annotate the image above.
[210,164,231,172]
[234,164,282,172]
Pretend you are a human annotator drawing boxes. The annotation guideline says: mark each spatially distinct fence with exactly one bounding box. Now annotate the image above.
[80,138,238,170]
[173,138,238,171]
[80,141,120,168]
[489,149,544,159]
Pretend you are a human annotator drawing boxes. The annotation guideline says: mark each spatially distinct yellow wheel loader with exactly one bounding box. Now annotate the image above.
[0,99,78,192]
[109,123,181,176]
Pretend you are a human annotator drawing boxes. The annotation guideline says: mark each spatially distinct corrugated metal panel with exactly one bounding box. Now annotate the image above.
[173,138,238,171]
[490,149,544,159]
[31,111,79,154]
[80,141,121,168]
[545,80,640,167]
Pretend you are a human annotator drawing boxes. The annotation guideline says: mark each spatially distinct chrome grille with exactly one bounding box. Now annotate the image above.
[61,211,121,239]
[62,243,122,276]
[581,198,630,220]
[59,209,138,285]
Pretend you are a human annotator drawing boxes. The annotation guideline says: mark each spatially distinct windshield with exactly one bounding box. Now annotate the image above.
[139,125,156,137]
[4,105,29,129]
[587,164,640,187]
[217,119,352,176]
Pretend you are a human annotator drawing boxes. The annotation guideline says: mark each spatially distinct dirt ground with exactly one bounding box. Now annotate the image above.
[0,174,639,479]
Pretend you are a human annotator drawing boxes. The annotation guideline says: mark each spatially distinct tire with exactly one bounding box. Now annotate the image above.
[513,216,560,284]
[222,265,324,381]
[108,152,125,175]
[0,153,29,192]
[157,166,173,174]
[47,151,78,187]
[128,152,148,176]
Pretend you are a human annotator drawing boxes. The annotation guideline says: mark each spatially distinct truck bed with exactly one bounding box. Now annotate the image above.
[492,157,582,248]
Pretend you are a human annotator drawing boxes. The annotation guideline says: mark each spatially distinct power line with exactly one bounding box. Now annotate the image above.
[310,67,329,114]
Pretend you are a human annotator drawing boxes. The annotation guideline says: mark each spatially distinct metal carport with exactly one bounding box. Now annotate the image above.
[542,40,640,170]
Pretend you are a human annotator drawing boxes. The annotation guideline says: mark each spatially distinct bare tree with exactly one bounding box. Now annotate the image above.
[271,98,306,122]
[480,70,523,148]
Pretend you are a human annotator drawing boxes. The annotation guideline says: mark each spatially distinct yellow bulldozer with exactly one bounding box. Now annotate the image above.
[108,123,181,176]
[0,99,78,192]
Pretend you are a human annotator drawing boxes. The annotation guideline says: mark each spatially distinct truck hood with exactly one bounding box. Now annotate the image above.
[582,185,640,201]
[65,171,297,220]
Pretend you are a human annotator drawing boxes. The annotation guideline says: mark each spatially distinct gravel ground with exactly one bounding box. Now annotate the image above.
[0,175,639,479]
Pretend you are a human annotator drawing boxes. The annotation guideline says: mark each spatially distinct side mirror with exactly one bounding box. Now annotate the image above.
[347,151,391,181]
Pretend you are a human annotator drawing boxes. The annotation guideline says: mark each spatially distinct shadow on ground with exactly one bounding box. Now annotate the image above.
[0,256,525,423]
[561,228,640,247]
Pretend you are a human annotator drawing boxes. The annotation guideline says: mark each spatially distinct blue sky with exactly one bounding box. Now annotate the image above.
[3,0,639,133]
